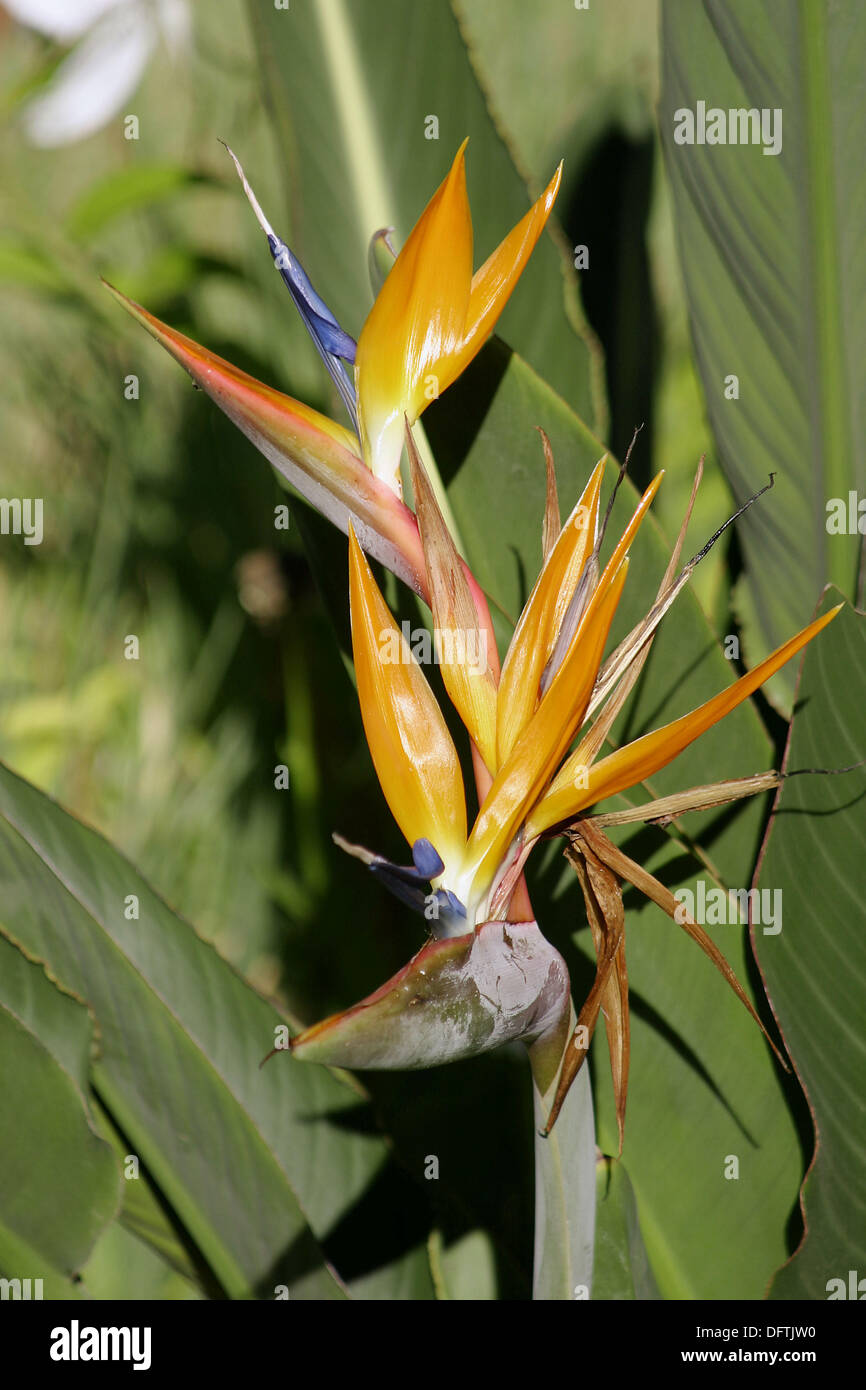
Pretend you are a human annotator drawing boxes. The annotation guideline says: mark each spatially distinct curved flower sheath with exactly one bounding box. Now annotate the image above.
[290,447,839,1129]
[290,920,571,1072]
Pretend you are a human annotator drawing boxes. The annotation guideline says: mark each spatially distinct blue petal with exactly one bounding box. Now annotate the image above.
[440,890,467,919]
[368,864,428,915]
[306,309,358,364]
[268,233,358,429]
[412,838,445,880]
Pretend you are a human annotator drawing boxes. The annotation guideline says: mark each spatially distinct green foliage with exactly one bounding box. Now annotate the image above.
[660,0,865,703]
[755,596,866,1298]
[0,761,433,1299]
[0,936,119,1293]
[593,1157,660,1301]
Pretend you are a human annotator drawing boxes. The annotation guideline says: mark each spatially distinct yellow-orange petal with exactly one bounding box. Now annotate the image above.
[349,526,467,868]
[496,458,605,766]
[540,471,663,695]
[464,559,629,904]
[355,141,473,492]
[451,161,563,382]
[527,605,842,836]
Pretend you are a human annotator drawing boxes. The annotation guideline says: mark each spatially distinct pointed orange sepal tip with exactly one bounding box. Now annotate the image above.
[348,525,467,869]
[541,457,608,666]
[529,604,842,836]
[601,471,664,581]
[104,279,430,597]
[102,279,355,455]
[355,142,474,491]
[455,160,563,374]
[496,457,606,766]
[539,468,661,696]
[466,557,629,902]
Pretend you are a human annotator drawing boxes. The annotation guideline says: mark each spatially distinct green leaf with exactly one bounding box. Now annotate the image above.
[573,820,800,1299]
[360,1053,537,1300]
[0,762,435,1300]
[593,1155,661,1301]
[659,0,865,700]
[246,0,601,427]
[428,1228,498,1300]
[453,0,659,182]
[82,1222,203,1302]
[89,1096,205,1288]
[753,594,866,1299]
[0,936,119,1289]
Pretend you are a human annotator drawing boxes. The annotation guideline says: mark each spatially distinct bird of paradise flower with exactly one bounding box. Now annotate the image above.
[291,432,836,1143]
[107,141,839,1139]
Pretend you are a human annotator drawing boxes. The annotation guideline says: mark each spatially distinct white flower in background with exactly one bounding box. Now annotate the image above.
[5,0,190,147]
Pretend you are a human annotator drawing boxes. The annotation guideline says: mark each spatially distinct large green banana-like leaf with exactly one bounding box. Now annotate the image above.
[0,936,119,1296]
[245,0,601,429]
[0,763,435,1300]
[659,0,865,699]
[454,0,659,182]
[89,1096,204,1288]
[593,1156,661,1300]
[754,594,866,1299]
